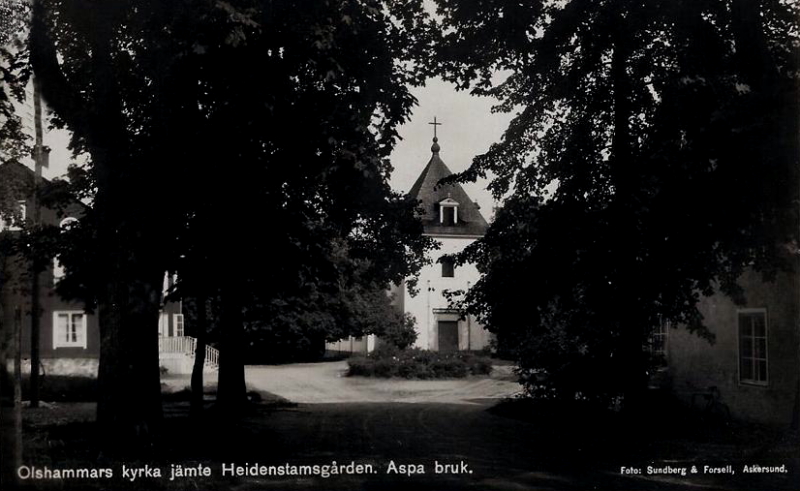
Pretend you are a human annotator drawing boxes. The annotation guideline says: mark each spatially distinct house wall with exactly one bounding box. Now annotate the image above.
[403,235,492,351]
[1,176,182,376]
[667,269,800,427]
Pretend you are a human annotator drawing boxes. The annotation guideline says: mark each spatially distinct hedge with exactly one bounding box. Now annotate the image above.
[347,345,492,379]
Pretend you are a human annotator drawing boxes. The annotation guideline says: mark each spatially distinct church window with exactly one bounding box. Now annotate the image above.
[443,206,456,225]
[441,257,455,278]
[438,197,459,225]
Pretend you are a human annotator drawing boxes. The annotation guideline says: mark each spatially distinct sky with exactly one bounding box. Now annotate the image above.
[389,77,513,220]
[29,76,514,221]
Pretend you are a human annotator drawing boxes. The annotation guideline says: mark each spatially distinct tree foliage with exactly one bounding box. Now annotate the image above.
[433,0,800,404]
[27,0,434,435]
[0,0,31,169]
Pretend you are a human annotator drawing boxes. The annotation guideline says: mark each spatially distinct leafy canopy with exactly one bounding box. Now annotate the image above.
[433,0,799,401]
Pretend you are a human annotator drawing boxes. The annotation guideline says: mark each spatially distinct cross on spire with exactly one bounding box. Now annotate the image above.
[429,116,442,139]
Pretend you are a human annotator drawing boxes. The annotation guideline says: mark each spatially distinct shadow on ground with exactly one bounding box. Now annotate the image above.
[7,387,799,491]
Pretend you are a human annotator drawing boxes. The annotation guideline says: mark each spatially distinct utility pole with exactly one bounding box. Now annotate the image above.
[29,75,47,408]
[13,306,23,470]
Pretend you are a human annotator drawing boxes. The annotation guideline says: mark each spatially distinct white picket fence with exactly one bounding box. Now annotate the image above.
[158,336,219,374]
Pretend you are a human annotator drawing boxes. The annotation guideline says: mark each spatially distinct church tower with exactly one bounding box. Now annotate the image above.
[399,131,491,352]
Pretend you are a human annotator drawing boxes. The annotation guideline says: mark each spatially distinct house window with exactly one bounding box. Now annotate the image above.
[53,311,87,349]
[739,309,768,385]
[1,201,26,231]
[440,257,455,278]
[173,314,184,337]
[649,319,668,357]
[158,312,169,337]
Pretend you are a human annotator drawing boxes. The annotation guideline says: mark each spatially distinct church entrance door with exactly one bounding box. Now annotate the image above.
[438,321,459,352]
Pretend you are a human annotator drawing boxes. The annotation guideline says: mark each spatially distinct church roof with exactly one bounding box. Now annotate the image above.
[408,137,489,237]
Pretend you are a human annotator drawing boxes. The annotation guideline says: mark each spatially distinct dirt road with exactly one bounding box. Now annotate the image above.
[243,361,521,404]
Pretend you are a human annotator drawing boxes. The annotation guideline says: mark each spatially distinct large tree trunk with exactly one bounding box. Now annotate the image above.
[190,294,207,418]
[96,270,164,449]
[610,12,648,413]
[215,286,247,415]
[30,0,169,448]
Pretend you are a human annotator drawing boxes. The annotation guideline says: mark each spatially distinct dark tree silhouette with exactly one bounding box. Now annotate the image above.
[433,0,799,407]
[27,0,434,440]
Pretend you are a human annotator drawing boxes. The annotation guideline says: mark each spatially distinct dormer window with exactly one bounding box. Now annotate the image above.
[439,197,459,226]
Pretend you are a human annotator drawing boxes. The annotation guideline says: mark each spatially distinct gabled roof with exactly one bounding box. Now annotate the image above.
[0,161,36,190]
[408,138,489,237]
[0,160,87,221]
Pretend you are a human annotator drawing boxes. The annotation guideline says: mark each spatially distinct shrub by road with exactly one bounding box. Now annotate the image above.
[347,345,492,379]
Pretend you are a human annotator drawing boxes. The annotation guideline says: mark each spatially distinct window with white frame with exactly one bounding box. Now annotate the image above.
[173,314,184,337]
[738,309,768,385]
[649,319,669,357]
[158,312,169,337]
[439,197,459,225]
[53,311,87,349]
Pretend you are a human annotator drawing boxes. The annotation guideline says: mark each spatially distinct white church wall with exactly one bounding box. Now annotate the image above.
[404,236,489,351]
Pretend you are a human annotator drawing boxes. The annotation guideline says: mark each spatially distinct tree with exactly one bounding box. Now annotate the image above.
[29,0,434,434]
[161,0,435,413]
[433,0,799,407]
[239,240,420,364]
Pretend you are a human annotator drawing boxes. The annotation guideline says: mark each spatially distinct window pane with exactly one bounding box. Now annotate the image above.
[754,338,766,359]
[753,315,766,337]
[740,337,752,357]
[738,311,767,384]
[441,257,455,278]
[443,207,456,225]
[757,360,767,382]
[740,359,753,380]
[739,314,753,337]
[74,314,84,343]
[58,314,69,342]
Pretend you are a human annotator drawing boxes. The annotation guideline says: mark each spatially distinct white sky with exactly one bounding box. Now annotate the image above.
[30,76,513,221]
[390,77,512,220]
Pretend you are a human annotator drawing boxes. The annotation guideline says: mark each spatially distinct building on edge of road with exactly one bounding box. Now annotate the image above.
[327,134,493,355]
[0,161,189,379]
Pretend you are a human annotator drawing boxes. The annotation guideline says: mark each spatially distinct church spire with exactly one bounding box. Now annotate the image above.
[429,116,442,154]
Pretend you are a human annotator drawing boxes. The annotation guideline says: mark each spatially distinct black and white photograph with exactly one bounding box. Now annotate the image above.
[1,0,798,489]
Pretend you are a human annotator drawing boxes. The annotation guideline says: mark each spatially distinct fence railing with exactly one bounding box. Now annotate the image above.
[158,336,219,370]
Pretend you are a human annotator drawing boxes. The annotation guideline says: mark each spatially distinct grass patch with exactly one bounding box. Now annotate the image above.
[19,375,97,402]
[347,346,492,379]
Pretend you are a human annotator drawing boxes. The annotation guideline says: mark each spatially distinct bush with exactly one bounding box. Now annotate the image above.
[377,312,418,350]
[346,347,493,379]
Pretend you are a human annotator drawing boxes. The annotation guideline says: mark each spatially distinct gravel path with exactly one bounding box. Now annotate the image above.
[162,360,521,404]
[243,361,522,404]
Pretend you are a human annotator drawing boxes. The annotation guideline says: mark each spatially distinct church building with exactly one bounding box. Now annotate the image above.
[328,129,492,354]
[391,133,492,352]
